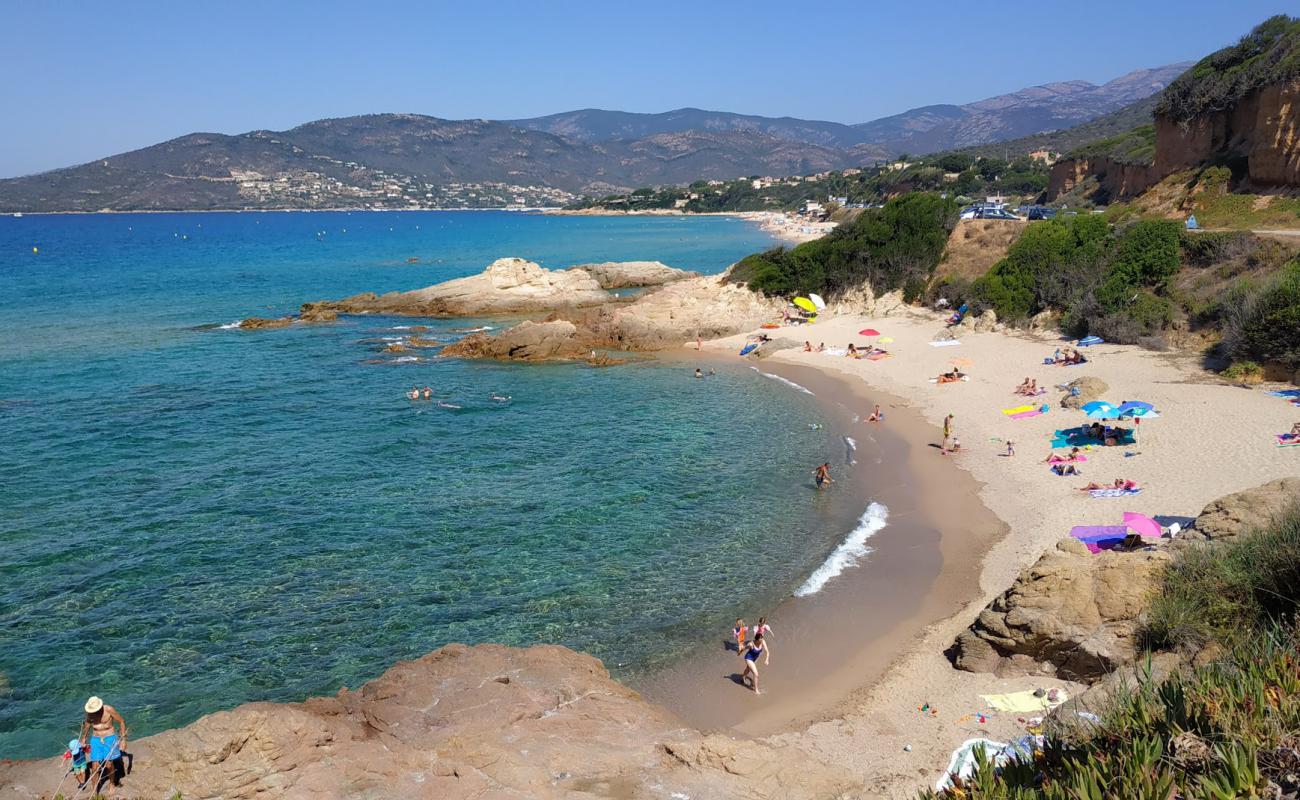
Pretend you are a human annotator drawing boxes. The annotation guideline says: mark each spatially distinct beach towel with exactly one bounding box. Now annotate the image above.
[1278,434,1300,448]
[930,376,970,383]
[935,737,1042,792]
[1090,488,1143,498]
[929,340,961,347]
[822,348,847,356]
[1077,336,1104,347]
[865,352,891,361]
[1046,455,1086,464]
[1002,405,1034,415]
[1070,524,1128,553]
[981,690,1069,714]
[1266,389,1300,398]
[1010,410,1043,419]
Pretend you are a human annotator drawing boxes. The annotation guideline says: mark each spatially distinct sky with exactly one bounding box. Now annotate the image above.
[0,0,1290,177]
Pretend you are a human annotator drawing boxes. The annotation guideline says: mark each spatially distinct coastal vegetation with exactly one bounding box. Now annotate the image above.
[1155,15,1300,120]
[726,193,957,299]
[1066,124,1157,166]
[926,506,1300,800]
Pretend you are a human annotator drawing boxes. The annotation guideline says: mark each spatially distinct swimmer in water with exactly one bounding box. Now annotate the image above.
[437,400,461,409]
[694,368,704,379]
[813,462,833,489]
[489,393,510,402]
[422,386,433,400]
[407,387,420,400]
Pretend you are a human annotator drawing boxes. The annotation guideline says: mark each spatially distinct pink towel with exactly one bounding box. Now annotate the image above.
[1009,410,1043,419]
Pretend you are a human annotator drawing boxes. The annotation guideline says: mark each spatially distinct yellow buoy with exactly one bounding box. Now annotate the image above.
[32,246,38,254]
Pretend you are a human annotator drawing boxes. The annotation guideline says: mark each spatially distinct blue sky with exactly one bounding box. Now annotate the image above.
[0,0,1289,177]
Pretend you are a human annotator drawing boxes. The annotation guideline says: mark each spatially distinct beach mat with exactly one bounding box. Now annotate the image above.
[1267,389,1300,398]
[1002,405,1034,415]
[1090,488,1143,498]
[928,340,961,347]
[981,690,1069,713]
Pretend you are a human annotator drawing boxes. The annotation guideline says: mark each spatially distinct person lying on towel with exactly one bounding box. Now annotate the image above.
[1078,478,1139,492]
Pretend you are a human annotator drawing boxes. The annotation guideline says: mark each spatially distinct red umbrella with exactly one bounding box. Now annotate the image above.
[859,328,881,336]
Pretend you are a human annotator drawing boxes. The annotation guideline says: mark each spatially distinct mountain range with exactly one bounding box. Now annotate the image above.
[0,63,1190,212]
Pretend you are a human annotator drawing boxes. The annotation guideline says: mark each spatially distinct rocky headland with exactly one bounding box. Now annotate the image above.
[300,257,695,319]
[0,644,856,800]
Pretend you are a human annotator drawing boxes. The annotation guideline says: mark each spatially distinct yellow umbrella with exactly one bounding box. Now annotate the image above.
[793,297,817,313]
[878,336,894,343]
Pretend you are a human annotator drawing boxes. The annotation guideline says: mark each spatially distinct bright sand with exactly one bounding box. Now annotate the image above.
[656,311,1300,797]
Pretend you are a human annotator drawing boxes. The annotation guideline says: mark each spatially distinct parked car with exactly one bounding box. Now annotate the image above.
[1026,206,1057,220]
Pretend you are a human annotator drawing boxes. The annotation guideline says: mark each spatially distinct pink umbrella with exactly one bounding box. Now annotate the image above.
[859,328,881,336]
[1124,512,1161,539]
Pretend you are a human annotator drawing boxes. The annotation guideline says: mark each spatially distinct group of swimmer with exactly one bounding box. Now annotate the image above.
[58,696,130,796]
[731,617,773,694]
[406,387,510,407]
[693,368,717,378]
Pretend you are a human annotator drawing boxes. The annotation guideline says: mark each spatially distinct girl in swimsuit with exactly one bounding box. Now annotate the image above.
[741,633,770,694]
[732,619,747,652]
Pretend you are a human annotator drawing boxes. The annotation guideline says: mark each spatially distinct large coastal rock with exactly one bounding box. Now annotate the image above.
[1179,477,1300,543]
[952,538,1171,681]
[572,260,698,289]
[0,644,857,800]
[441,319,591,362]
[303,258,612,317]
[442,273,783,360]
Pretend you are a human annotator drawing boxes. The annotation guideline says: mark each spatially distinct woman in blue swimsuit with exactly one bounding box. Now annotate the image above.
[741,633,771,694]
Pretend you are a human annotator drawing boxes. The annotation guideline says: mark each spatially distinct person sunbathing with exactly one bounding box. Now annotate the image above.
[1046,447,1083,464]
[1015,377,1032,393]
[847,343,858,357]
[1051,463,1080,476]
[1078,478,1138,492]
[936,369,965,383]
[1288,422,1300,436]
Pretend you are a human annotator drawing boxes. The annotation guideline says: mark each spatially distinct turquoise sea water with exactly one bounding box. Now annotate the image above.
[0,211,849,757]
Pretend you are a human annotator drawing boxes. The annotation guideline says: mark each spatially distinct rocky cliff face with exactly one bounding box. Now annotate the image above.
[1048,77,1300,201]
[1046,156,1163,202]
[571,260,698,289]
[0,644,857,800]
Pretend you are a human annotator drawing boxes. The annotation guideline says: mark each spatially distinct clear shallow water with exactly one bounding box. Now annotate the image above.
[0,211,860,757]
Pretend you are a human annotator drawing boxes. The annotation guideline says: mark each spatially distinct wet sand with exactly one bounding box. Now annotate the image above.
[635,358,1005,736]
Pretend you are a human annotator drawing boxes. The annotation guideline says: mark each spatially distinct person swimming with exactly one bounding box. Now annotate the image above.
[489,393,511,402]
[407,387,420,400]
[421,386,433,400]
[741,633,770,694]
[437,400,461,409]
[694,368,704,379]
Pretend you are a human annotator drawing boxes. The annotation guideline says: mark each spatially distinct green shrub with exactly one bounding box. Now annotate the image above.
[1231,261,1300,370]
[1156,16,1300,120]
[1143,503,1300,653]
[1220,360,1265,382]
[973,215,1111,321]
[1180,231,1253,267]
[729,192,958,299]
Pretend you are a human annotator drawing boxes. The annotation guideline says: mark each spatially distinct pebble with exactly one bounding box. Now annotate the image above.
[903,744,912,752]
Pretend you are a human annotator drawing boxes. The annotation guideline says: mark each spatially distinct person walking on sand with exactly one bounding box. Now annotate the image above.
[741,633,770,694]
[942,414,954,453]
[813,462,833,489]
[753,616,773,640]
[81,696,128,796]
[732,618,747,652]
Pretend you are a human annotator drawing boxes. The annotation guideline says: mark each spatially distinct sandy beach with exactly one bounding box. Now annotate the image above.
[671,310,1300,797]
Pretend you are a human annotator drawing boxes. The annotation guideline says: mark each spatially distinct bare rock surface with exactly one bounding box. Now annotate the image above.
[1182,477,1300,543]
[951,538,1171,682]
[571,260,698,289]
[303,257,612,317]
[1060,376,1108,409]
[441,319,590,362]
[0,644,857,800]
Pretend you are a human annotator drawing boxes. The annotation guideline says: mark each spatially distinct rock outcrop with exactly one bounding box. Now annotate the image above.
[303,258,613,317]
[1060,377,1108,409]
[1046,156,1162,202]
[571,260,698,289]
[238,316,293,330]
[441,320,592,362]
[441,273,784,360]
[1178,477,1300,543]
[0,644,857,800]
[952,538,1171,681]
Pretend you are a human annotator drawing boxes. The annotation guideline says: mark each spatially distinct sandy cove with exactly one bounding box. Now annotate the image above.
[692,310,1300,797]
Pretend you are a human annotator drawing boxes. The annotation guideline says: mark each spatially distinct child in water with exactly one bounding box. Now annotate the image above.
[732,618,748,652]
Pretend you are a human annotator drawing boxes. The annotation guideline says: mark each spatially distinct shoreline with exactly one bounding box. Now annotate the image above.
[633,355,1006,736]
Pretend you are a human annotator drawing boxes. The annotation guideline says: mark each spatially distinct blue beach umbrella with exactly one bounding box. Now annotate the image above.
[1117,401,1156,418]
[1081,400,1120,418]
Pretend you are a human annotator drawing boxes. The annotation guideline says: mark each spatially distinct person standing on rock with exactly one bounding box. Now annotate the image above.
[741,633,770,694]
[81,696,128,795]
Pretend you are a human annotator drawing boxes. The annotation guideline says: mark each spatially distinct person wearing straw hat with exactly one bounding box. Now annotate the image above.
[80,695,128,794]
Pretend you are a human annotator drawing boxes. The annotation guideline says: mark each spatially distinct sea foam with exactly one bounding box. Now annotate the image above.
[794,501,889,597]
[749,367,814,395]
[843,435,857,465]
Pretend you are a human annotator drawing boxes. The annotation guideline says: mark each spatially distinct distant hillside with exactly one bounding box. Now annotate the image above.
[0,64,1186,212]
[952,94,1163,161]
